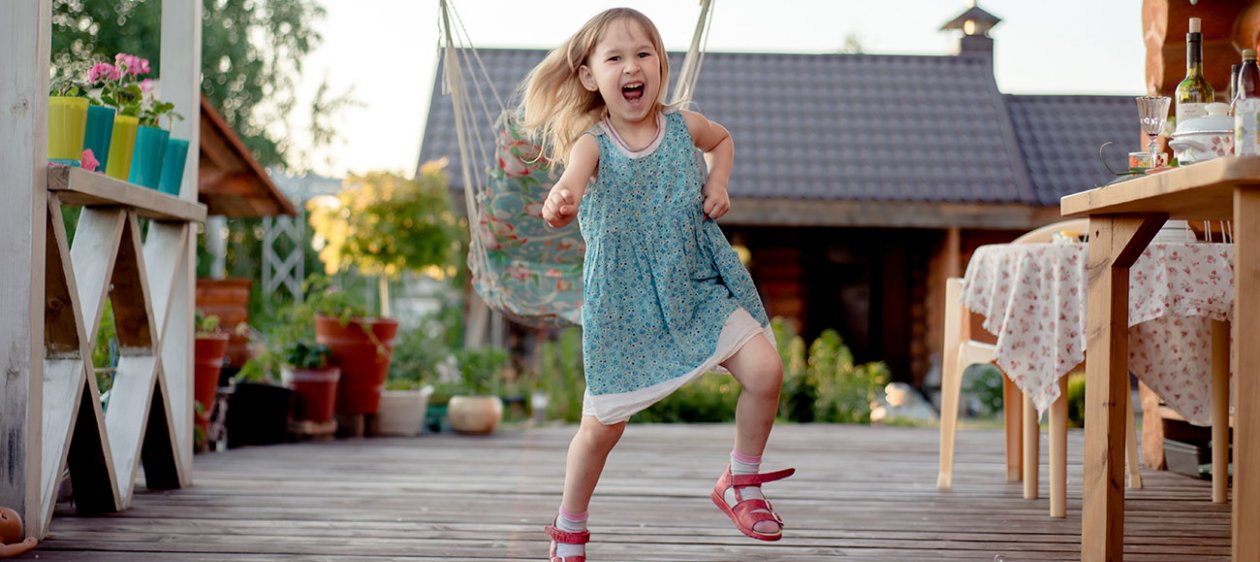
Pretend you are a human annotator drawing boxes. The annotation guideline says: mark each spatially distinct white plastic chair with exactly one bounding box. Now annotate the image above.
[936,219,1144,518]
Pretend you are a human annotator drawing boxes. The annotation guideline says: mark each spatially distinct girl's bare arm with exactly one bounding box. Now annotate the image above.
[682,110,733,219]
[542,134,599,228]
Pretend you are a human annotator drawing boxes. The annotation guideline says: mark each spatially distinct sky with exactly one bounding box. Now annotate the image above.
[288,0,1146,179]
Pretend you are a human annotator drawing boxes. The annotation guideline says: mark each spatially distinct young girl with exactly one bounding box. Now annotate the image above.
[521,8,793,560]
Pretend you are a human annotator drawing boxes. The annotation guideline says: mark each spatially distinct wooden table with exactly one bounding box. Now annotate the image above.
[1062,156,1259,561]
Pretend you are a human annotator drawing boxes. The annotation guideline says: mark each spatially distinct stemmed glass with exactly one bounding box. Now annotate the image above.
[1136,96,1172,168]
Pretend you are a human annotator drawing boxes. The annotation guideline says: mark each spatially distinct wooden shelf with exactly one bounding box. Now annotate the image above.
[47,165,207,223]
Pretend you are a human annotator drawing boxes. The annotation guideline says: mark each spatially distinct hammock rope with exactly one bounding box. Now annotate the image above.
[438,0,715,327]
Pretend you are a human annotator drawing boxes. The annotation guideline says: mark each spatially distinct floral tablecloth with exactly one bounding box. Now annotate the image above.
[961,242,1233,425]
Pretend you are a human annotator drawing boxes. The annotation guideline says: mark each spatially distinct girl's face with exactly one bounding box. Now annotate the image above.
[579,18,662,127]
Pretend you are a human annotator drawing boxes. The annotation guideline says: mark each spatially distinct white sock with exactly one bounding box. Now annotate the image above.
[727,450,780,534]
[728,450,765,503]
[553,507,587,558]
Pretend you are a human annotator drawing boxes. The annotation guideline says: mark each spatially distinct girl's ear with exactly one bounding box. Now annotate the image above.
[578,65,599,92]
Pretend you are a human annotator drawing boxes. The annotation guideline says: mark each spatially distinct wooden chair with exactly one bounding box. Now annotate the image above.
[936,219,1144,518]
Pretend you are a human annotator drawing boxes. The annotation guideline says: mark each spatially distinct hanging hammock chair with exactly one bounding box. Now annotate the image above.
[437,0,715,327]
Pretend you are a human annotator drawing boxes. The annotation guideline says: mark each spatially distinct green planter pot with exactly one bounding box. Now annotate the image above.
[48,97,88,166]
[158,137,189,196]
[104,115,139,181]
[82,105,116,172]
[129,125,169,189]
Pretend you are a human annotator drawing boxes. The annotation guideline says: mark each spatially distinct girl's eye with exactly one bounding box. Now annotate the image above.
[638,52,650,59]
[607,56,620,62]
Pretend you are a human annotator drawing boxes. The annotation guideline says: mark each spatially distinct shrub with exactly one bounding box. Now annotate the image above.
[634,374,740,423]
[1066,371,1086,428]
[535,327,585,422]
[962,364,1005,417]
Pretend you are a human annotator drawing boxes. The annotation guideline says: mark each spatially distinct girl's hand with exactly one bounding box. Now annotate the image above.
[702,180,730,220]
[543,187,578,228]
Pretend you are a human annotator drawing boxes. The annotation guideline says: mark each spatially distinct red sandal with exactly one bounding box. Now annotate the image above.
[711,464,795,541]
[545,519,590,562]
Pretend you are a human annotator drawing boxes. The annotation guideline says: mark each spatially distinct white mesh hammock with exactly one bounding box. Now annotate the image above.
[437,0,714,327]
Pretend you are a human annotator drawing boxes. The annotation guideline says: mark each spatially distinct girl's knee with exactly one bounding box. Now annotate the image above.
[579,418,626,449]
[743,356,783,397]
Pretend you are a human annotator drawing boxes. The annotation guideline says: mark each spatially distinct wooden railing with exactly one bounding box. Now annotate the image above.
[1,0,203,539]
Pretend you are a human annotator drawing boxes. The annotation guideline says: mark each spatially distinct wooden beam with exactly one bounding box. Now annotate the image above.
[161,0,200,203]
[1234,187,1260,561]
[48,166,207,223]
[720,198,1059,229]
[0,0,50,537]
[1080,213,1164,562]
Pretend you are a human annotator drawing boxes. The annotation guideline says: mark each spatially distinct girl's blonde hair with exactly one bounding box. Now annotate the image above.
[519,8,670,166]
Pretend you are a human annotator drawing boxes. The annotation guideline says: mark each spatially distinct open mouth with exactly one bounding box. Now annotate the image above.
[622,81,645,102]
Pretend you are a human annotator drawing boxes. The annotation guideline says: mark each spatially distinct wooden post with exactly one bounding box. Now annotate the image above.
[160,0,201,485]
[1210,319,1229,504]
[1050,377,1068,517]
[1080,214,1163,562]
[0,0,51,538]
[1234,188,1260,561]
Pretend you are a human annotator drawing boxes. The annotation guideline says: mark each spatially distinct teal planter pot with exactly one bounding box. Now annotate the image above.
[158,138,189,196]
[82,105,116,173]
[128,126,169,189]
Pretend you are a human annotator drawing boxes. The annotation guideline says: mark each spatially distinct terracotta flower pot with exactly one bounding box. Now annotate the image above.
[314,316,399,415]
[193,334,229,431]
[447,395,503,435]
[281,365,340,423]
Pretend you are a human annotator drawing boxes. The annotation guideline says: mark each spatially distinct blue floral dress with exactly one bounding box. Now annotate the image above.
[579,110,771,423]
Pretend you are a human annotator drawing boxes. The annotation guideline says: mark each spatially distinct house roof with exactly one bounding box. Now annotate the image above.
[1007,95,1137,205]
[418,48,1136,210]
[198,96,297,217]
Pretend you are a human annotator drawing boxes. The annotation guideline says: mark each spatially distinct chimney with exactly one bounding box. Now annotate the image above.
[940,1,1002,59]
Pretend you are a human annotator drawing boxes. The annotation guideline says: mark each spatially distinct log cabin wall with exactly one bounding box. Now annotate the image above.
[1144,0,1260,97]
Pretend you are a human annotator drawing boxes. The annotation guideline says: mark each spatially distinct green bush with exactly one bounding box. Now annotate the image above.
[773,320,889,424]
[634,374,740,423]
[775,318,813,422]
[454,347,509,396]
[536,327,585,422]
[1066,371,1086,428]
[388,314,455,390]
[962,364,1005,417]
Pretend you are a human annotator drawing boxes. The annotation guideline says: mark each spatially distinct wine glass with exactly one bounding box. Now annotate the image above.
[1136,96,1171,168]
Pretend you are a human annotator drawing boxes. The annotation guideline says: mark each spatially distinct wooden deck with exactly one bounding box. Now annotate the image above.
[21,424,1229,561]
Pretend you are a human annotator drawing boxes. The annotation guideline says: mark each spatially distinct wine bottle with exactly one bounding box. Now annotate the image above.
[1176,17,1215,126]
[1235,49,1260,156]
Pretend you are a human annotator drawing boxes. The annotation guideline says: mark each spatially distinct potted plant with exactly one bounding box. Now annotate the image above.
[279,342,340,424]
[193,310,229,437]
[48,75,91,167]
[378,319,450,436]
[302,276,400,417]
[306,169,457,417]
[130,83,183,190]
[448,347,508,435]
[82,61,122,172]
[98,53,149,181]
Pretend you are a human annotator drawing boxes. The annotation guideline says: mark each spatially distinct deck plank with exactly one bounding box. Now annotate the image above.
[20,424,1230,561]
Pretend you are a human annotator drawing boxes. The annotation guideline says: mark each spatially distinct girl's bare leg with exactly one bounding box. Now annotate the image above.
[561,416,626,514]
[721,334,785,534]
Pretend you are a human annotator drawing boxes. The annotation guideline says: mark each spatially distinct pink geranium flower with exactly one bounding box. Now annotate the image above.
[87,62,121,83]
[80,149,100,173]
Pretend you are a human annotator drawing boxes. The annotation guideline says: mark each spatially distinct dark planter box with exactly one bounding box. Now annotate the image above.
[226,382,294,448]
[1164,438,1210,479]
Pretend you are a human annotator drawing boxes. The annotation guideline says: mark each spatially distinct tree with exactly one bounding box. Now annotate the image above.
[52,0,351,170]
[307,164,460,317]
